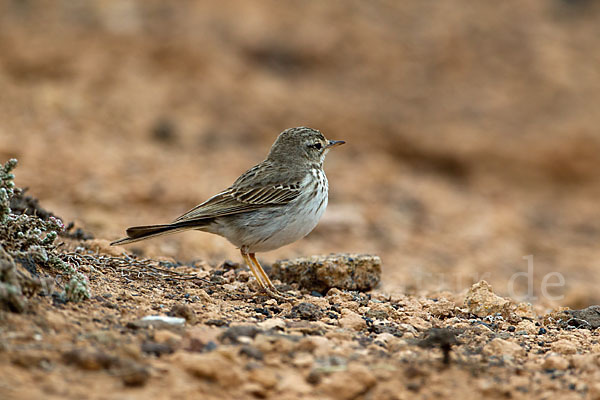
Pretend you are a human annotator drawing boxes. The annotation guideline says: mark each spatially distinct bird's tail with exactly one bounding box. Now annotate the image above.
[110,219,211,246]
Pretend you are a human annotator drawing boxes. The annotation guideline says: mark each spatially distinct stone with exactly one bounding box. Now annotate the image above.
[464,280,511,318]
[249,367,278,389]
[239,345,264,360]
[542,354,569,370]
[339,309,366,331]
[564,305,600,329]
[257,318,286,331]
[170,304,197,324]
[270,254,381,294]
[220,325,262,344]
[588,382,600,400]
[570,354,598,372]
[483,338,524,358]
[294,336,331,356]
[141,341,174,356]
[176,351,244,386]
[374,332,396,347]
[242,382,266,398]
[289,302,323,321]
[514,302,536,319]
[10,351,49,369]
[292,352,314,368]
[153,329,182,346]
[551,339,577,355]
[276,370,313,395]
[183,326,221,352]
[127,315,186,330]
[423,298,456,318]
[62,348,116,370]
[285,320,325,336]
[120,362,150,387]
[318,364,376,400]
[515,320,537,335]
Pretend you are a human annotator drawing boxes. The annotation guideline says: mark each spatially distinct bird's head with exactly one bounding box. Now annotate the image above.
[268,127,345,166]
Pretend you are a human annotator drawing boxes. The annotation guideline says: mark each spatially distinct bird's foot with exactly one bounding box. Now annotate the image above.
[262,286,295,302]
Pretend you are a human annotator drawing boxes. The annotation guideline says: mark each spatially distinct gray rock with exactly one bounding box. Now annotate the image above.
[563,305,600,329]
[220,325,262,344]
[270,254,381,294]
[288,302,323,321]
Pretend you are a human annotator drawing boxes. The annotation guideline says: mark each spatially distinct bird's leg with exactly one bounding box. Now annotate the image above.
[241,250,266,290]
[241,248,289,300]
[249,253,293,299]
[248,253,276,290]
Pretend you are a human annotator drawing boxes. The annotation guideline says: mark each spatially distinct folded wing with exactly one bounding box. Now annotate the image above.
[173,162,304,223]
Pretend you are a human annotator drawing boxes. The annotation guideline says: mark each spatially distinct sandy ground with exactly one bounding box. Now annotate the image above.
[2,1,600,399]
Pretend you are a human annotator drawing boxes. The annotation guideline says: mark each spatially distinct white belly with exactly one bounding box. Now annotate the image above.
[209,170,329,253]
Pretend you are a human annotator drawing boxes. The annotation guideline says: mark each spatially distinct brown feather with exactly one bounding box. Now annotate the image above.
[172,160,305,223]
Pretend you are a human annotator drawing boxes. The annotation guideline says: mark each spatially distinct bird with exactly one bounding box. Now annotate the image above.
[111,127,345,297]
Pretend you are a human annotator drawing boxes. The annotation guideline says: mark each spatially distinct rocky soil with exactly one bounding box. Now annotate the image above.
[2,1,600,399]
[3,233,600,399]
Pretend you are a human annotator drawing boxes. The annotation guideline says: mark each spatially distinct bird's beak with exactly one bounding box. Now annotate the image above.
[327,140,345,148]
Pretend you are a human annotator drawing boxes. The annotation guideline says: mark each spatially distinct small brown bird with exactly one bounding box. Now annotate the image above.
[111,127,344,297]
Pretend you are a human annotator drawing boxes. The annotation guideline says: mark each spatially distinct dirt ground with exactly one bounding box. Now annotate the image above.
[2,1,600,399]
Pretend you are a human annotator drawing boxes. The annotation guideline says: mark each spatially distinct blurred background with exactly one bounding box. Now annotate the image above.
[1,0,600,307]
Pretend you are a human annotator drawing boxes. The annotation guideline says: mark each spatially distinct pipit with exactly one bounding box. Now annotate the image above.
[111,127,344,297]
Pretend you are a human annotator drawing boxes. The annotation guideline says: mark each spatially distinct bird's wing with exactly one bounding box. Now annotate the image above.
[173,162,305,223]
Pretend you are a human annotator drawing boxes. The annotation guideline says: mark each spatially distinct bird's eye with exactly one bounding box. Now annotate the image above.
[309,142,322,150]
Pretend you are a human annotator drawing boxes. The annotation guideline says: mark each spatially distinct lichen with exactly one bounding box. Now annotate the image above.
[0,159,90,311]
[0,158,17,223]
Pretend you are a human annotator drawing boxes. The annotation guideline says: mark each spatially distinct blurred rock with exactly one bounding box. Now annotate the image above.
[128,315,186,330]
[563,305,600,329]
[10,351,50,369]
[551,339,577,355]
[515,320,538,335]
[141,341,174,356]
[271,254,381,294]
[514,302,536,319]
[288,302,323,321]
[339,309,366,331]
[150,118,178,144]
[220,325,262,344]
[176,351,244,386]
[483,338,524,359]
[120,362,151,387]
[318,364,376,400]
[542,354,569,370]
[257,317,286,331]
[153,329,182,347]
[62,348,116,370]
[423,298,456,318]
[239,345,264,360]
[464,280,511,318]
[248,367,278,390]
[170,303,197,324]
[183,326,221,352]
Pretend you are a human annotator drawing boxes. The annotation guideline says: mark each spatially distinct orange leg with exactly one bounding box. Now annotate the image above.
[250,252,293,299]
[249,253,276,290]
[240,248,287,299]
[241,251,266,290]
